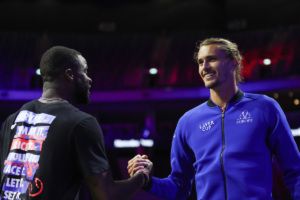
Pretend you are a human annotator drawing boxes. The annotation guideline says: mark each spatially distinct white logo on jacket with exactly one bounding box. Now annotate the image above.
[236,110,253,124]
[199,120,215,132]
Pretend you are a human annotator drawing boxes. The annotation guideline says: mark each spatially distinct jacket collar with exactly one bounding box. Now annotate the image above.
[207,90,244,107]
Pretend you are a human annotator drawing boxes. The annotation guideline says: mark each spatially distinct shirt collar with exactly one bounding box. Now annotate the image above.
[207,90,244,107]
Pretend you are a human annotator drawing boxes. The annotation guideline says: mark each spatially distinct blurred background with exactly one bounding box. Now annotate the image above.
[0,0,300,199]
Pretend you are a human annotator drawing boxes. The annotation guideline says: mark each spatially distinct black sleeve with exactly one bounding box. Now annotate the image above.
[0,120,4,180]
[0,113,17,181]
[73,117,110,177]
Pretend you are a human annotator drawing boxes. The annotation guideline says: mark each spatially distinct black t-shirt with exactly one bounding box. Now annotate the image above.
[0,100,110,199]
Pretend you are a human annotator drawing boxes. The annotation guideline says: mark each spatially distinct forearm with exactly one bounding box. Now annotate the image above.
[284,169,300,199]
[85,170,145,200]
[271,127,300,198]
[110,173,145,199]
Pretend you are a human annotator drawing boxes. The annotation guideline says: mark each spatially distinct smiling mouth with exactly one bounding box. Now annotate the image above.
[203,72,215,79]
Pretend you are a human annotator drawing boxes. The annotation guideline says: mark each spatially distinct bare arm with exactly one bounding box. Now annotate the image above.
[85,169,146,200]
[74,118,148,199]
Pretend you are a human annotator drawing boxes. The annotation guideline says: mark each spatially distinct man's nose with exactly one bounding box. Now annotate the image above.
[203,60,210,69]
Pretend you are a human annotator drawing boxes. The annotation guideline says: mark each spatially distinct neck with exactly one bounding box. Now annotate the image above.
[209,83,239,110]
[40,82,70,103]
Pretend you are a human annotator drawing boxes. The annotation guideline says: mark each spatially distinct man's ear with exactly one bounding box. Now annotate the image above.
[65,68,74,81]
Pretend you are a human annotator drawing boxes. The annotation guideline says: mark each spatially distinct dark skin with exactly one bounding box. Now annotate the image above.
[40,68,86,103]
[40,54,92,104]
[40,54,147,199]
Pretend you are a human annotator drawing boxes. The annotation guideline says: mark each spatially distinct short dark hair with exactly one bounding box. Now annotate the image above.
[40,46,82,82]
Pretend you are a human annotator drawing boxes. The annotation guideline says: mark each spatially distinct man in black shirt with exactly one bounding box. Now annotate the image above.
[0,46,148,199]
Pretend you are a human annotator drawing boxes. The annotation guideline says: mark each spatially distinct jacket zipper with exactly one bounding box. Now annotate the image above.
[220,109,228,200]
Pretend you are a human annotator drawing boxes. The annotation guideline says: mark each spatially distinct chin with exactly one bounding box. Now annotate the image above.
[80,97,90,104]
[205,81,219,89]
[204,82,214,88]
[74,93,90,105]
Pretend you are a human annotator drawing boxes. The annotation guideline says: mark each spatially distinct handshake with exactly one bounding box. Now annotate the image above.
[127,154,153,188]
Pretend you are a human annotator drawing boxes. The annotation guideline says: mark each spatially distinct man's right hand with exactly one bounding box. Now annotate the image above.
[127,154,153,183]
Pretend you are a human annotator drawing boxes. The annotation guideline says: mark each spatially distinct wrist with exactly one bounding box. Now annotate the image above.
[136,171,151,189]
[141,173,152,190]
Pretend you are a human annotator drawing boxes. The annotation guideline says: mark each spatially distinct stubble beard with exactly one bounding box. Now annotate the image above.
[74,82,90,104]
[203,78,220,89]
[77,89,89,104]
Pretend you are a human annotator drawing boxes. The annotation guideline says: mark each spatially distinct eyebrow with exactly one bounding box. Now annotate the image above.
[197,55,217,62]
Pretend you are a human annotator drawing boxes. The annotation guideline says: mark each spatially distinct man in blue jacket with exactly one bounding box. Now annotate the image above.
[128,38,300,199]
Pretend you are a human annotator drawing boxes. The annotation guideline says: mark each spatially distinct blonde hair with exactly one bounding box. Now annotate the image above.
[195,38,243,82]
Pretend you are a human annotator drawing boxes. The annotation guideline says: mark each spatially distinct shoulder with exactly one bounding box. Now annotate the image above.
[62,105,98,131]
[244,92,279,107]
[72,116,104,147]
[1,101,37,126]
[1,112,18,129]
[22,100,97,127]
[72,108,94,121]
[178,102,207,124]
[50,102,95,122]
[242,92,283,116]
[244,92,271,101]
[19,100,38,109]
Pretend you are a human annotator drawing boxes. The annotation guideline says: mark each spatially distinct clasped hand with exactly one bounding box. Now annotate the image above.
[127,154,153,184]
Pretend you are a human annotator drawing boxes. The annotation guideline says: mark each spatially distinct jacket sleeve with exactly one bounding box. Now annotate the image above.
[149,117,195,200]
[268,99,300,199]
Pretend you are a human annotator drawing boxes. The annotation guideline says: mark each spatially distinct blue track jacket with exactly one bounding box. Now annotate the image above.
[149,91,300,200]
